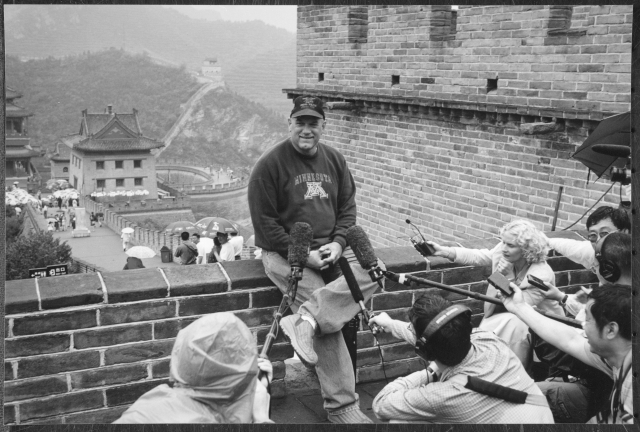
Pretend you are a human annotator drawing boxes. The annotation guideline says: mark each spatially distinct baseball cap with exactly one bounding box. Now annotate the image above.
[290,96,325,119]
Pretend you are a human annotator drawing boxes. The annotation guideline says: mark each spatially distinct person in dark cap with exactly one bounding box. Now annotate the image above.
[248,96,383,423]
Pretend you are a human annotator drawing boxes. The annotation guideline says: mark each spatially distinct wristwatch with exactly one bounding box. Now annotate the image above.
[560,294,568,306]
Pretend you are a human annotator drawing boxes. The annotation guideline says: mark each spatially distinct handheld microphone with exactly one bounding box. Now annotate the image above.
[346,225,384,289]
[338,256,381,334]
[288,222,313,280]
[405,219,426,242]
[592,144,630,158]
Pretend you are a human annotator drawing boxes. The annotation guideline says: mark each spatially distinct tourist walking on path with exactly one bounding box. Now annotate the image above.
[121,231,132,251]
[174,231,198,265]
[229,232,244,260]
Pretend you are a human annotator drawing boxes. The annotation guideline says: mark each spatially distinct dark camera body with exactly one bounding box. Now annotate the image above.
[610,167,631,185]
[411,239,436,257]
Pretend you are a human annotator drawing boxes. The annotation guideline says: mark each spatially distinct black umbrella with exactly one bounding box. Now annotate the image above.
[571,112,630,179]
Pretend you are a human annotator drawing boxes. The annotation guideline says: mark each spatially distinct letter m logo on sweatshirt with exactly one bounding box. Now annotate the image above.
[304,182,329,199]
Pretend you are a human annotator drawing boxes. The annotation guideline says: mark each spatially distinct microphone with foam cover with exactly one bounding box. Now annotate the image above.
[259,222,313,386]
[338,256,380,333]
[288,222,313,279]
[346,225,384,288]
[592,144,630,158]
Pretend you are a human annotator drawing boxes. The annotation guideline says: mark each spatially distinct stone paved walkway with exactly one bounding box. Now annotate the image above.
[44,214,178,272]
[272,358,388,424]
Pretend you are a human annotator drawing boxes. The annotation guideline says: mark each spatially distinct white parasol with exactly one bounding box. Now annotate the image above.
[125,246,156,259]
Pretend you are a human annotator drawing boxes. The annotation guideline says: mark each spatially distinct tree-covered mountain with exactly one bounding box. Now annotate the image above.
[160,87,288,168]
[5,50,289,170]
[4,4,297,116]
[5,51,201,151]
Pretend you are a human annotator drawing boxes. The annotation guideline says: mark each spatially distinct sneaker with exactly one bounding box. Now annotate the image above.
[279,314,317,367]
[327,408,374,424]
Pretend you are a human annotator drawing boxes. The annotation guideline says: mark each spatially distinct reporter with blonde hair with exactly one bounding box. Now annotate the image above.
[428,219,564,369]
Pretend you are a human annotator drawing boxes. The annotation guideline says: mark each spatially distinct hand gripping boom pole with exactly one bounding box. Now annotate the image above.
[383,270,583,329]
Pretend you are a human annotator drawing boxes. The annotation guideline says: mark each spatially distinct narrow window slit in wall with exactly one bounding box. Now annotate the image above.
[487,78,498,93]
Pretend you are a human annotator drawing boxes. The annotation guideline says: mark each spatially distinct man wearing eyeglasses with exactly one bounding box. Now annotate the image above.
[535,232,631,423]
[547,206,629,286]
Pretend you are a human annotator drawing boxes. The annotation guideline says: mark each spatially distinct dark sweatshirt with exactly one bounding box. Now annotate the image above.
[248,138,357,256]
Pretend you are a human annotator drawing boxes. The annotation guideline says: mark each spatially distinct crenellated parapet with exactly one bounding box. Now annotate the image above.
[4,230,598,424]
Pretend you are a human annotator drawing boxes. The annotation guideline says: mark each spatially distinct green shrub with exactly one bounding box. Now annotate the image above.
[6,217,23,243]
[6,232,73,281]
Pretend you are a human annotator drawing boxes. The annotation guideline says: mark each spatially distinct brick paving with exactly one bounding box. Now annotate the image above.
[272,358,388,424]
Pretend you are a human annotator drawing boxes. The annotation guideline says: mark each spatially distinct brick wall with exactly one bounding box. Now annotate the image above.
[291,5,631,248]
[297,5,631,109]
[4,231,598,424]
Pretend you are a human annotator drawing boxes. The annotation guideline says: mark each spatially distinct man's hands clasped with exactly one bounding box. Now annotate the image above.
[307,242,343,270]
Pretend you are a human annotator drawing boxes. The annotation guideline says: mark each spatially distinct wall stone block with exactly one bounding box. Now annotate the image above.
[104,340,174,366]
[70,363,149,390]
[5,375,68,403]
[163,265,228,297]
[18,351,101,379]
[39,273,103,310]
[6,334,70,358]
[103,268,168,303]
[12,309,98,337]
[19,390,104,421]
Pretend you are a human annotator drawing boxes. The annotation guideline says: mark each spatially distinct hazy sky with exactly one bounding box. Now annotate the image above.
[171,5,297,33]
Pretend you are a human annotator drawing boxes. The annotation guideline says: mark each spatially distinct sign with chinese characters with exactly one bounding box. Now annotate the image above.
[29,264,69,278]
[47,264,68,277]
[28,268,47,278]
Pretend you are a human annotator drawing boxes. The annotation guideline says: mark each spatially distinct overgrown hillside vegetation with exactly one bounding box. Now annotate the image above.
[5,4,296,116]
[6,50,201,152]
[159,88,288,168]
[6,49,288,171]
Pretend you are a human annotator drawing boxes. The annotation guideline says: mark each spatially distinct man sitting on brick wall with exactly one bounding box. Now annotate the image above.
[248,96,382,423]
[370,293,554,423]
[113,313,273,424]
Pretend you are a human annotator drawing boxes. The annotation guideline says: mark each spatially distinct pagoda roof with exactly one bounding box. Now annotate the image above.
[6,100,33,117]
[60,134,84,147]
[81,111,141,136]
[6,87,23,101]
[50,140,73,162]
[6,146,39,159]
[74,136,164,153]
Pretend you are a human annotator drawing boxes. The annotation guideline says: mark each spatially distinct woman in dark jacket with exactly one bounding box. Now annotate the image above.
[124,257,145,270]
